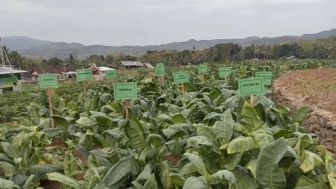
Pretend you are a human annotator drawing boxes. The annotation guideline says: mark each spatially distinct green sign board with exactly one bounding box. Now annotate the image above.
[255,72,273,86]
[238,78,265,96]
[76,69,93,81]
[155,63,165,76]
[39,74,59,89]
[173,71,190,84]
[198,64,208,74]
[114,83,138,100]
[105,70,118,80]
[219,67,232,78]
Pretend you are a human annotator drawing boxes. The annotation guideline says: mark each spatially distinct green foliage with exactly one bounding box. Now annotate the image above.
[0,63,335,189]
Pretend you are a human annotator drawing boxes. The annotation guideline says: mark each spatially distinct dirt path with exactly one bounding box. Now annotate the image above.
[273,68,336,154]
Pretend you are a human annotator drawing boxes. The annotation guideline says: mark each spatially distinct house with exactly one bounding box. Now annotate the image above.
[89,63,115,80]
[90,63,100,75]
[21,70,39,82]
[120,61,144,69]
[0,65,27,94]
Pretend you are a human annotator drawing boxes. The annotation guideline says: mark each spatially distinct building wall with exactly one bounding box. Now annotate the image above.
[0,73,21,94]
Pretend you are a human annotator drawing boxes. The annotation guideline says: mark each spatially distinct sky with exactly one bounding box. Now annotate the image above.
[1,0,336,46]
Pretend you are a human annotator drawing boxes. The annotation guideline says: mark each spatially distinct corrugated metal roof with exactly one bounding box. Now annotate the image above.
[98,66,114,71]
[0,65,27,75]
[143,63,154,69]
[120,61,144,67]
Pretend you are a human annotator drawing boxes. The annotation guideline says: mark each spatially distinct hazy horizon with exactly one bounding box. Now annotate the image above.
[1,0,336,46]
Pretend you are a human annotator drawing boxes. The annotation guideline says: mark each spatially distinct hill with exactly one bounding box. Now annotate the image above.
[2,29,336,58]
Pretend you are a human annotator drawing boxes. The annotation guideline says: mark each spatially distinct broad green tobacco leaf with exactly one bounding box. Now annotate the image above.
[172,113,187,124]
[223,152,243,170]
[46,172,80,189]
[0,161,15,176]
[29,164,63,179]
[170,173,185,187]
[76,117,97,127]
[187,136,214,150]
[293,106,310,125]
[158,162,171,188]
[92,114,113,127]
[102,156,140,188]
[0,178,19,189]
[299,150,324,173]
[23,174,40,189]
[252,129,274,149]
[146,134,164,147]
[162,124,195,139]
[143,174,159,189]
[241,102,263,133]
[184,153,209,178]
[52,115,72,129]
[295,175,329,189]
[227,136,257,154]
[219,110,235,143]
[316,146,336,189]
[124,116,147,152]
[256,138,288,189]
[183,176,208,189]
[230,170,258,189]
[209,170,236,185]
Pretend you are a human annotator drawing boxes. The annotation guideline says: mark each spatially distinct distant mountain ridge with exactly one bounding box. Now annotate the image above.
[2,28,336,59]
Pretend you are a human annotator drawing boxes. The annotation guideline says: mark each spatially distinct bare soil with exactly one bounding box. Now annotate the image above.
[273,68,336,155]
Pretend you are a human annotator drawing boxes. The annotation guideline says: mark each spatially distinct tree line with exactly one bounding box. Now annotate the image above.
[2,36,336,71]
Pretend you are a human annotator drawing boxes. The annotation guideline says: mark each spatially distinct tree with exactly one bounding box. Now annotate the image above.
[47,57,63,66]
[87,55,104,65]
[7,51,23,69]
[243,46,255,59]
[64,54,78,70]
[210,43,242,62]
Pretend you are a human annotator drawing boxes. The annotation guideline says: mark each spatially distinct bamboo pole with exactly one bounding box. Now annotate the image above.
[159,76,164,94]
[47,88,55,128]
[124,100,129,119]
[83,80,87,97]
[250,95,254,106]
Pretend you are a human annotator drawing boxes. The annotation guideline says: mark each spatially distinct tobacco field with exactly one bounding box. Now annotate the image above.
[0,61,336,189]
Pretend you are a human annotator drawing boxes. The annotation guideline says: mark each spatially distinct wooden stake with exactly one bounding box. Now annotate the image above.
[47,88,55,128]
[160,75,164,84]
[83,80,87,97]
[250,95,254,106]
[111,80,114,89]
[181,83,185,94]
[159,76,164,94]
[124,100,129,119]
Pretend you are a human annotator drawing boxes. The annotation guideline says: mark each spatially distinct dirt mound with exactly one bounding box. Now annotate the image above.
[273,68,336,155]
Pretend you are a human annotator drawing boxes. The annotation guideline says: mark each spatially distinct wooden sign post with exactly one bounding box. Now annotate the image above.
[255,71,273,86]
[173,71,190,94]
[198,64,208,81]
[76,69,93,97]
[219,67,232,81]
[114,83,138,119]
[105,69,118,88]
[39,74,59,128]
[238,78,265,106]
[155,63,165,93]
